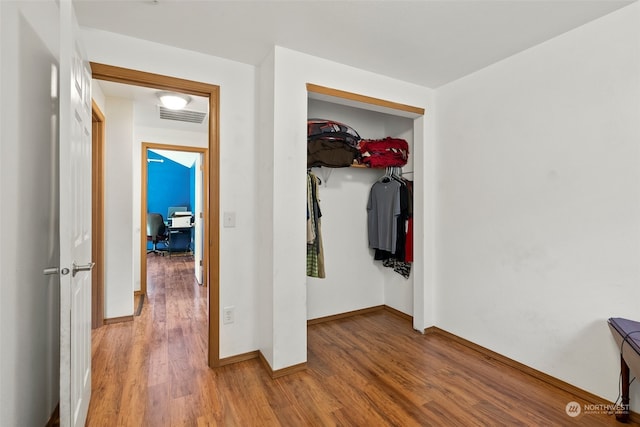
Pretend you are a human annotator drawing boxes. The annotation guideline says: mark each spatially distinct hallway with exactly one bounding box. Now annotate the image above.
[88,255,209,425]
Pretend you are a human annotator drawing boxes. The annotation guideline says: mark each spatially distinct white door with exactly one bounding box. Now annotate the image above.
[58,1,93,426]
[194,153,204,284]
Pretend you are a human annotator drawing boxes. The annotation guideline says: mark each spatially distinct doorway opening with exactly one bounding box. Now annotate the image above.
[90,63,221,367]
[141,143,208,295]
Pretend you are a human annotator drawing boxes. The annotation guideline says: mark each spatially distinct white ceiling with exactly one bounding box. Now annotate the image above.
[149,148,199,168]
[76,0,635,89]
[95,79,209,132]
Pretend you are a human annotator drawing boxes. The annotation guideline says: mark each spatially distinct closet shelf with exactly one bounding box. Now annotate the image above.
[307,83,418,172]
[313,164,403,170]
[311,164,373,169]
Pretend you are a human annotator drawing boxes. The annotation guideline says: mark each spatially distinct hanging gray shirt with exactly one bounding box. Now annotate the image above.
[367,179,401,253]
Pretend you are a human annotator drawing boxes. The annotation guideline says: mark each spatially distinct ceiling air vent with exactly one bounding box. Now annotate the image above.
[159,106,207,124]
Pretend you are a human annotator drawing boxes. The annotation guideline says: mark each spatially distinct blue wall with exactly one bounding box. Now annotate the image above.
[147,151,191,220]
[147,150,193,251]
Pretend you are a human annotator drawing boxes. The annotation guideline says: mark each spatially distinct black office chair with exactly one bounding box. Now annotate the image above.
[146,213,168,255]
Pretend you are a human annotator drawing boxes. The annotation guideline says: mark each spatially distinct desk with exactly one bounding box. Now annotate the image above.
[167,225,193,256]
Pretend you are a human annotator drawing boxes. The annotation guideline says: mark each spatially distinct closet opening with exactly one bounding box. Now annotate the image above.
[305,84,424,330]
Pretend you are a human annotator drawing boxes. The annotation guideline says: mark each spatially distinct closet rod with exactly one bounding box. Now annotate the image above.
[385,168,413,175]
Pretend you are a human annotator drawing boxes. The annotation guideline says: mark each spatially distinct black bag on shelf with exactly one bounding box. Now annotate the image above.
[307,118,361,149]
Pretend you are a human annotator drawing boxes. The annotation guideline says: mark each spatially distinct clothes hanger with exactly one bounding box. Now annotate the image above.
[391,167,400,179]
[378,167,392,183]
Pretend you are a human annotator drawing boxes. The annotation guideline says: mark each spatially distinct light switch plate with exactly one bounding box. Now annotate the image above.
[223,212,236,228]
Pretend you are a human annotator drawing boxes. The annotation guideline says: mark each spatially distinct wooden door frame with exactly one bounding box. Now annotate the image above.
[91,101,105,329]
[90,62,221,367]
[141,142,208,295]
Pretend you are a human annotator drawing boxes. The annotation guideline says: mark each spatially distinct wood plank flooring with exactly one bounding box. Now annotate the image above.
[86,255,635,426]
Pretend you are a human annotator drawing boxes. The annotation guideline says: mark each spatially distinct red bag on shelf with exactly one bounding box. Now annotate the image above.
[359,137,409,167]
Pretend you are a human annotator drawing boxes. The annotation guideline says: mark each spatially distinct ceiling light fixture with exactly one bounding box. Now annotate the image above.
[157,91,191,110]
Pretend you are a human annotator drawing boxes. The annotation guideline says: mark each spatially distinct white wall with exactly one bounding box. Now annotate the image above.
[256,49,275,365]
[0,1,61,424]
[258,46,436,371]
[81,28,259,358]
[92,78,105,112]
[436,2,640,405]
[103,96,135,318]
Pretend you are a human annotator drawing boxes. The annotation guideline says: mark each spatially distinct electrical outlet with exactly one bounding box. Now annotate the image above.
[223,306,235,324]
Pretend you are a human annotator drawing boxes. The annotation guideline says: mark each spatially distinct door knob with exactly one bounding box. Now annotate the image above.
[72,262,95,277]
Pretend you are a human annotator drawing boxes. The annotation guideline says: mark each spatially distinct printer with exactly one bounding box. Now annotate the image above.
[170,211,192,227]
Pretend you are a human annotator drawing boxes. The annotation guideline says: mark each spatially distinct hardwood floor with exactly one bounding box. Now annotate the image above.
[87,256,635,426]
